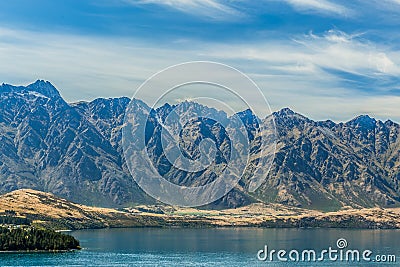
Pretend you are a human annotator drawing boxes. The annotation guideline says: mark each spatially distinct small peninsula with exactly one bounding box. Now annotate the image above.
[0,226,80,252]
[0,211,80,252]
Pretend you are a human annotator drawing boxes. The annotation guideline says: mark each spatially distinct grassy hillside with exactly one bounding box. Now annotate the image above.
[1,189,400,230]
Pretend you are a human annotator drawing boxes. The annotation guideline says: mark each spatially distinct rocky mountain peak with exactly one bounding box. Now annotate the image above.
[26,80,61,98]
[272,107,311,129]
[385,119,396,127]
[347,114,376,128]
[0,83,15,92]
[237,108,256,117]
[275,107,296,115]
[236,109,260,127]
[273,107,309,120]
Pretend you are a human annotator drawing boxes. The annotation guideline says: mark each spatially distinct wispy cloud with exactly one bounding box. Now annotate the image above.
[126,0,352,19]
[201,29,400,120]
[126,0,243,20]
[297,30,400,76]
[385,0,400,5]
[0,27,190,101]
[1,26,400,122]
[279,0,351,16]
[208,29,400,79]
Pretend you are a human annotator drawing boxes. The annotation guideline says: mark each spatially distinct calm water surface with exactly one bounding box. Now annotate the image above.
[1,228,399,266]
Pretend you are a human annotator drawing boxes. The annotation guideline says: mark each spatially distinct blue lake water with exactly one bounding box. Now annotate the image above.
[1,228,400,266]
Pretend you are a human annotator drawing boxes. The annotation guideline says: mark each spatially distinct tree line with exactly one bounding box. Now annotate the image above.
[0,227,80,251]
[0,215,30,225]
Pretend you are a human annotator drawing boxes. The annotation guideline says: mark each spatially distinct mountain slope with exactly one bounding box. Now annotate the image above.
[1,81,400,210]
[0,81,149,207]
[255,108,400,210]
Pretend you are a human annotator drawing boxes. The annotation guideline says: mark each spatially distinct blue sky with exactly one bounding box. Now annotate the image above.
[1,0,400,121]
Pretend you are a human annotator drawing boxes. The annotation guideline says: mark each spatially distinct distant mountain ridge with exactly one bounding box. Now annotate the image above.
[0,80,399,210]
[258,108,400,210]
[0,80,150,207]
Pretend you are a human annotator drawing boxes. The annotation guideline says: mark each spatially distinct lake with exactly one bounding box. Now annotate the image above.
[1,228,399,266]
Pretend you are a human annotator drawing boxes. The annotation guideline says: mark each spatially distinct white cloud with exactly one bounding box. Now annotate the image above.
[208,29,400,77]
[127,0,352,18]
[201,30,400,121]
[127,0,243,20]
[281,0,351,16]
[304,30,400,75]
[1,27,399,122]
[386,0,400,5]
[0,27,192,101]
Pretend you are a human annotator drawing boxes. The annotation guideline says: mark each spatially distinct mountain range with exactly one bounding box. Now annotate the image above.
[0,80,399,211]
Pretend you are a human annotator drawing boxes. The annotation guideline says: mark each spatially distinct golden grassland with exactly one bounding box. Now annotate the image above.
[1,189,400,230]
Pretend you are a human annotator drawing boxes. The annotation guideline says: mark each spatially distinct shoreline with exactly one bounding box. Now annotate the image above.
[0,249,80,254]
[68,224,400,231]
